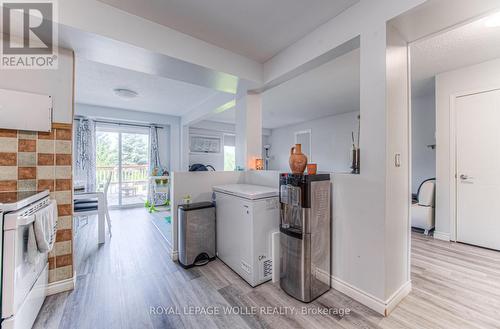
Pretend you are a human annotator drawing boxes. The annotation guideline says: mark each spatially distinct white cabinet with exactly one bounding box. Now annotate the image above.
[0,89,52,132]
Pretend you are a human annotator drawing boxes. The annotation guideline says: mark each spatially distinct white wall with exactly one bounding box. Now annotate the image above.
[75,103,181,171]
[435,57,500,240]
[384,25,411,301]
[411,88,436,194]
[0,47,74,124]
[268,111,359,173]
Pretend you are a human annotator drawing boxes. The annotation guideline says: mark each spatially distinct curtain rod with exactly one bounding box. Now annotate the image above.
[74,115,164,129]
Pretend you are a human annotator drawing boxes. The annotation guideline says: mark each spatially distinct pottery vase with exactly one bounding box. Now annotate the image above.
[289,144,308,174]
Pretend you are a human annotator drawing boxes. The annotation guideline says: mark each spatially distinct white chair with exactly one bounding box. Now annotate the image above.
[74,172,112,236]
[102,173,112,234]
[411,179,435,235]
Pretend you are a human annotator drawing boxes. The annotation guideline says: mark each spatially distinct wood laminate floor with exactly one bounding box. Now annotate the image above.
[33,209,500,329]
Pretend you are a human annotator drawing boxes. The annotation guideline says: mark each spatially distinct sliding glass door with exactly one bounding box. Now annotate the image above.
[96,125,149,208]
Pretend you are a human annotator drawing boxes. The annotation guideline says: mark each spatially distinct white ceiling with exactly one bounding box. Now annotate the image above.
[208,48,360,129]
[411,13,500,97]
[75,59,228,116]
[98,0,359,63]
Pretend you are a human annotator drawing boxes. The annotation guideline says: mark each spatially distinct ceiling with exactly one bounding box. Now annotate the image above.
[98,0,359,62]
[208,48,360,129]
[411,12,500,97]
[75,59,228,116]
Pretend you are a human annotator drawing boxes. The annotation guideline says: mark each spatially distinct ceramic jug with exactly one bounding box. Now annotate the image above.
[289,144,308,174]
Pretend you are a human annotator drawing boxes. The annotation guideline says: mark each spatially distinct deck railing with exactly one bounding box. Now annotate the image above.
[96,165,149,195]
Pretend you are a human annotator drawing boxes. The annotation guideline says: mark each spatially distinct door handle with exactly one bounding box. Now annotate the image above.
[459,174,473,181]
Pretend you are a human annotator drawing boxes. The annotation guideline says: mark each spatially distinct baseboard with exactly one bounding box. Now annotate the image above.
[433,231,451,241]
[331,276,411,316]
[384,280,412,316]
[46,273,76,296]
[171,250,179,261]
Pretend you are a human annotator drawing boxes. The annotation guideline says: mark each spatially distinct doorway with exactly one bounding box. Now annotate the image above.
[403,5,500,247]
[96,124,150,208]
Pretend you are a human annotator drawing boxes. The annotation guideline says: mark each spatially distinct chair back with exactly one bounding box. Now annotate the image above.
[418,179,435,207]
[103,172,112,198]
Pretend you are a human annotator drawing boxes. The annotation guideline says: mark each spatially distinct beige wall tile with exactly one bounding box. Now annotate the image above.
[48,269,57,283]
[37,140,55,154]
[54,190,72,205]
[57,215,72,230]
[37,166,55,179]
[18,152,36,166]
[55,265,73,281]
[11,127,74,279]
[55,166,71,179]
[18,179,36,191]
[18,131,36,139]
[55,140,71,154]
[0,138,17,152]
[54,240,72,256]
[0,166,17,180]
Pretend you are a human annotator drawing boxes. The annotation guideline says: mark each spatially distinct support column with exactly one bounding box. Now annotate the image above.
[180,124,190,171]
[235,92,262,170]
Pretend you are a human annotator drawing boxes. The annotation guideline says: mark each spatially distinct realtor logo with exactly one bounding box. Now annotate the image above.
[1,0,58,69]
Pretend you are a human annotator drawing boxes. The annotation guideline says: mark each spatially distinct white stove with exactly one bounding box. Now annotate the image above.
[0,190,51,329]
[0,191,49,212]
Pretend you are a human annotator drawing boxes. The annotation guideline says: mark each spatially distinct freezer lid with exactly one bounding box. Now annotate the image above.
[213,184,278,200]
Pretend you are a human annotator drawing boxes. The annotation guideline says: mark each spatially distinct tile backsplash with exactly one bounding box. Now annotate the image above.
[0,126,73,283]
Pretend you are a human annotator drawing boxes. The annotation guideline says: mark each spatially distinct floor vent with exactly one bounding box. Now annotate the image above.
[263,259,272,277]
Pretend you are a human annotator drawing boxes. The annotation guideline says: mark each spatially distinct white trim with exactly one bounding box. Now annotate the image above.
[450,94,457,242]
[406,40,413,284]
[385,280,412,316]
[433,230,451,242]
[294,129,312,161]
[46,274,76,296]
[331,276,411,316]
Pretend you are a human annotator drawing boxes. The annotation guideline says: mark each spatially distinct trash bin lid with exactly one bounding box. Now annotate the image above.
[178,201,214,211]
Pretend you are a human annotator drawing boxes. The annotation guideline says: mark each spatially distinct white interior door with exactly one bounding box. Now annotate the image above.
[456,89,500,250]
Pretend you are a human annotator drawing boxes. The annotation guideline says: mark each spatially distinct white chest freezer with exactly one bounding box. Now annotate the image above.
[213,184,279,287]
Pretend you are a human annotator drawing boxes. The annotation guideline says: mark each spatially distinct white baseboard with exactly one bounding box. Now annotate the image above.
[385,280,412,316]
[46,273,76,296]
[331,276,411,316]
[433,231,451,241]
[171,250,179,261]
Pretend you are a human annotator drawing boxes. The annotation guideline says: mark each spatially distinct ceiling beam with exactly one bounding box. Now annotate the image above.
[181,92,235,126]
[55,0,263,84]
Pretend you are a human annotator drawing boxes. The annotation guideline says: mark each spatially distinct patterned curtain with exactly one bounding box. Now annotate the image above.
[75,118,96,191]
[149,126,161,174]
[148,126,166,205]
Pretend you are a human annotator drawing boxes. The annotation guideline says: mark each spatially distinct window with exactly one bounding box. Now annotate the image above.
[223,134,236,171]
[224,146,235,171]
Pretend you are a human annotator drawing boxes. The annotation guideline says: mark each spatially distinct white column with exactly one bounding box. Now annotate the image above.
[235,92,262,170]
[180,124,190,171]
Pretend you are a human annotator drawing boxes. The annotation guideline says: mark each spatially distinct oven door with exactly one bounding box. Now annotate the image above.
[2,207,48,319]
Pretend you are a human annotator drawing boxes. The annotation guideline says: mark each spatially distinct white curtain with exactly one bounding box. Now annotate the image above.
[75,118,96,191]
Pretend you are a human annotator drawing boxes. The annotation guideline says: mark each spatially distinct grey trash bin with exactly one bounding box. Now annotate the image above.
[178,202,216,268]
